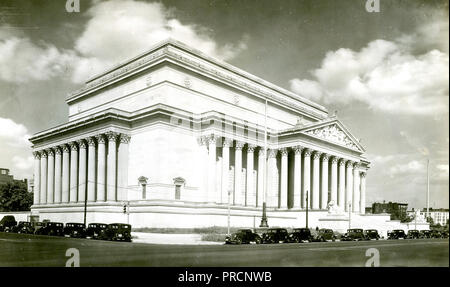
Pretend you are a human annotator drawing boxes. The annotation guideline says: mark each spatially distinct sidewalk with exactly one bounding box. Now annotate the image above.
[131,232,223,245]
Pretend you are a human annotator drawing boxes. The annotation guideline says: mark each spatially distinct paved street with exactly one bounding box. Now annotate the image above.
[0,232,448,267]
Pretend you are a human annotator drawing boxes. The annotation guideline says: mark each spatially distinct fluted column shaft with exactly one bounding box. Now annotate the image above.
[69,142,78,203]
[302,149,311,208]
[360,172,367,214]
[267,149,278,208]
[46,149,55,204]
[338,159,346,209]
[33,152,41,205]
[330,157,338,204]
[312,151,321,209]
[40,152,47,204]
[87,138,96,202]
[353,163,360,213]
[96,135,106,201]
[321,154,329,209]
[257,148,265,207]
[117,134,130,202]
[207,136,217,203]
[54,148,62,203]
[106,132,117,201]
[221,139,231,204]
[62,145,70,203]
[234,141,244,205]
[346,161,354,212]
[280,148,288,209]
[199,137,209,202]
[246,145,256,206]
[293,146,302,208]
[78,140,87,203]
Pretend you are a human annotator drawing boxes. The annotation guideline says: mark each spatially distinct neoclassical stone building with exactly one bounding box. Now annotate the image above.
[30,39,375,229]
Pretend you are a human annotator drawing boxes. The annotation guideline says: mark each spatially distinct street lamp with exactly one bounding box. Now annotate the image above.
[259,99,269,228]
[305,190,309,229]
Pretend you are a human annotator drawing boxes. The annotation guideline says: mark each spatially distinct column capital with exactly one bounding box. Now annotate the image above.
[41,150,48,158]
[293,145,303,155]
[119,134,131,144]
[339,158,346,166]
[61,144,70,153]
[247,144,257,153]
[235,141,245,150]
[54,147,62,155]
[207,134,217,145]
[33,151,41,159]
[303,148,312,157]
[106,131,119,142]
[223,138,233,148]
[95,134,105,144]
[69,141,78,151]
[45,148,55,156]
[322,153,329,161]
[77,139,87,149]
[360,171,367,178]
[331,156,339,164]
[353,161,360,169]
[312,151,322,160]
[346,160,354,167]
[268,148,277,158]
[280,148,288,156]
[258,147,266,157]
[197,136,207,146]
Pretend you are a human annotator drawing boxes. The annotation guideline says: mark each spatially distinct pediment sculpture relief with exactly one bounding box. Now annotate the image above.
[305,124,359,150]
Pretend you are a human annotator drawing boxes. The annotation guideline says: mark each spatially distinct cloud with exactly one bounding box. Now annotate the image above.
[389,160,425,176]
[0,117,30,147]
[289,19,449,116]
[12,155,34,171]
[0,0,248,84]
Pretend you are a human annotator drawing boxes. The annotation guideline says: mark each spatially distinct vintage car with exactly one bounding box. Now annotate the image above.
[364,229,380,240]
[387,229,407,239]
[99,223,132,242]
[341,229,365,241]
[0,215,17,232]
[63,223,86,238]
[86,223,108,239]
[419,230,431,239]
[288,228,313,243]
[312,229,337,242]
[11,221,34,234]
[225,229,262,244]
[261,228,289,244]
[32,222,45,234]
[406,230,421,239]
[430,230,443,239]
[36,222,64,236]
[441,231,449,238]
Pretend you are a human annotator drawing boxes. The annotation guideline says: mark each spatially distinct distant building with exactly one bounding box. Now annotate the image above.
[408,208,449,226]
[372,201,408,221]
[0,168,28,187]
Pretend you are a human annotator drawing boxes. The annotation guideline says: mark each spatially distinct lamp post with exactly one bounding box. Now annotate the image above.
[305,190,309,229]
[227,190,231,236]
[259,99,269,228]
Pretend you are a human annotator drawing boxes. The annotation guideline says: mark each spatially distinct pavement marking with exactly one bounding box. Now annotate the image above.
[309,241,448,251]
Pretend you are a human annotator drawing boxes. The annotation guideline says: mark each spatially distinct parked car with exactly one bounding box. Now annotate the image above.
[430,230,443,239]
[32,222,45,234]
[86,223,108,239]
[419,230,431,239]
[261,228,289,244]
[36,222,64,236]
[312,229,336,242]
[63,223,86,238]
[225,229,262,244]
[288,228,313,243]
[99,223,132,242]
[341,228,365,241]
[364,229,380,240]
[0,215,17,232]
[11,221,34,234]
[441,231,449,238]
[387,229,407,240]
[406,230,420,239]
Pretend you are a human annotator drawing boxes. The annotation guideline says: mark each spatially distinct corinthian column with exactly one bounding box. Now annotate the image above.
[234,141,244,205]
[302,148,311,209]
[198,136,209,202]
[346,160,354,212]
[321,154,329,209]
[312,151,321,209]
[293,146,302,209]
[69,142,78,203]
[338,159,346,209]
[96,135,105,201]
[117,134,130,202]
[353,162,360,213]
[54,148,62,203]
[78,140,87,203]
[267,149,278,208]
[62,144,70,203]
[207,135,217,203]
[246,144,256,206]
[33,151,41,205]
[106,132,118,202]
[330,157,338,204]
[46,149,55,204]
[40,151,47,204]
[360,171,367,214]
[87,137,97,201]
[257,148,265,207]
[221,138,231,204]
[280,148,288,209]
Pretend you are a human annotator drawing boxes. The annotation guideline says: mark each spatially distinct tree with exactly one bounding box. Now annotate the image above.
[0,182,33,211]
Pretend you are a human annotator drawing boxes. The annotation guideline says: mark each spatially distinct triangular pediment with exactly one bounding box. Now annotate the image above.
[300,118,365,152]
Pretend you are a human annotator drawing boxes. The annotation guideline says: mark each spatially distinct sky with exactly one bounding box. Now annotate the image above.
[0,0,448,209]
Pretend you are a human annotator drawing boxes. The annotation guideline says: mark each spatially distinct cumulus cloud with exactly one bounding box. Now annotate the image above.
[0,0,247,84]
[389,160,425,176]
[290,19,449,116]
[0,117,30,147]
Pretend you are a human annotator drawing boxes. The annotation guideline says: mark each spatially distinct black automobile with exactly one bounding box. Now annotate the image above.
[32,222,45,234]
[387,229,406,240]
[86,223,108,239]
[225,229,262,244]
[341,229,365,241]
[288,228,313,243]
[406,230,420,239]
[99,223,132,242]
[36,222,64,236]
[261,228,289,244]
[0,216,17,232]
[64,223,86,238]
[12,221,34,234]
[312,229,336,242]
[430,230,443,239]
[419,230,431,239]
[364,229,380,240]
[441,231,449,238]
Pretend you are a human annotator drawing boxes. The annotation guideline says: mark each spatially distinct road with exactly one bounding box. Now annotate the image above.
[0,232,448,267]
